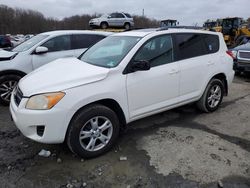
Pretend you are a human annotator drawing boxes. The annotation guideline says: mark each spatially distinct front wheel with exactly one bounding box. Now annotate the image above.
[100,22,108,29]
[196,79,224,112]
[67,104,120,158]
[0,75,21,106]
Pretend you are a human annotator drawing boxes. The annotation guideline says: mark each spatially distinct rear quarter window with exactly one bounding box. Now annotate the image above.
[175,33,219,61]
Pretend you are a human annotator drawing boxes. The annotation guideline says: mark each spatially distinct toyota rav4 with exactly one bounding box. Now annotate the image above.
[10,28,234,158]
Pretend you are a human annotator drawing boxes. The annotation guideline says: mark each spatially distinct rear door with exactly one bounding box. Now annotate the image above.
[175,33,220,100]
[32,35,74,69]
[71,34,106,57]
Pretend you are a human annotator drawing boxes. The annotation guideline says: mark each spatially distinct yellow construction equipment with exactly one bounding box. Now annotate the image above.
[221,17,250,47]
[203,20,222,32]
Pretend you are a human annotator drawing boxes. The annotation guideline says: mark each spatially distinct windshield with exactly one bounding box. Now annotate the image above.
[80,36,141,68]
[12,34,48,52]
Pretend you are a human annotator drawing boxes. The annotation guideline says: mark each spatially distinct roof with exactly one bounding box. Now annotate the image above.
[161,19,177,22]
[40,30,112,36]
[113,27,219,37]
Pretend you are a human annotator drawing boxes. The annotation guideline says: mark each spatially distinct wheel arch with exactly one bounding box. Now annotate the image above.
[0,70,26,78]
[211,73,228,96]
[100,21,109,27]
[67,98,127,137]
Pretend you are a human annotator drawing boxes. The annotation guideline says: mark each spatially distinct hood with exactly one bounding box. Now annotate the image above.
[0,50,18,61]
[234,42,250,51]
[19,57,110,96]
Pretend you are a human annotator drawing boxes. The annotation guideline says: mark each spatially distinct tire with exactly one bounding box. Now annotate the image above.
[124,23,131,30]
[196,79,224,112]
[100,22,108,29]
[67,104,120,158]
[0,74,21,106]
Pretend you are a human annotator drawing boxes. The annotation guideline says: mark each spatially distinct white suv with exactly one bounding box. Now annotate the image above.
[89,12,134,30]
[10,28,234,158]
[0,30,111,105]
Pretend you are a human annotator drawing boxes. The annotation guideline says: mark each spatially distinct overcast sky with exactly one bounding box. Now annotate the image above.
[0,0,249,25]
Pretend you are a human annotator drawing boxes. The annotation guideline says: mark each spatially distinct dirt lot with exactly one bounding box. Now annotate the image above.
[0,75,250,188]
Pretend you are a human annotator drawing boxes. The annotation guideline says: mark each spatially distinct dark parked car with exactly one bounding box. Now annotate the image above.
[0,35,12,48]
[230,42,250,74]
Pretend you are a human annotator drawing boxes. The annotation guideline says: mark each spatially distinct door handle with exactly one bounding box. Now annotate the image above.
[169,69,179,75]
[207,61,215,66]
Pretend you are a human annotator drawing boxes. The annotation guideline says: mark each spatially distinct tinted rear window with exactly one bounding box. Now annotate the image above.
[175,33,219,61]
[71,34,105,49]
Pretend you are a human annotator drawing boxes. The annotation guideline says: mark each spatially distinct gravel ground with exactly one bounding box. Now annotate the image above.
[0,75,250,188]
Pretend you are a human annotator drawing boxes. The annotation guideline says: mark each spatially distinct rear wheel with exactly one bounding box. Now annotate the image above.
[67,104,120,158]
[124,23,131,30]
[196,79,224,112]
[0,75,21,106]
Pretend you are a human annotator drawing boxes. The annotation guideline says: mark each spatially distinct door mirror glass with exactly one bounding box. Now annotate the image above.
[130,60,151,72]
[35,46,48,54]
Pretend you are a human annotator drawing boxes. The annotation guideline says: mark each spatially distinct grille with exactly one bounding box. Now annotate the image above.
[14,87,23,106]
[238,50,250,60]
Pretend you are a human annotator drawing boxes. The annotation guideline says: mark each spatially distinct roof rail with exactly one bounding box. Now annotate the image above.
[157,26,203,31]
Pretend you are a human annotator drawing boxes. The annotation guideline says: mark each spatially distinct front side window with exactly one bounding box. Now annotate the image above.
[109,13,117,18]
[133,35,174,67]
[81,36,141,68]
[71,34,105,49]
[42,35,71,52]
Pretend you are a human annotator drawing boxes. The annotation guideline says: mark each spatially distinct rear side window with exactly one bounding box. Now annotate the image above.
[124,13,132,18]
[175,33,219,61]
[71,34,105,49]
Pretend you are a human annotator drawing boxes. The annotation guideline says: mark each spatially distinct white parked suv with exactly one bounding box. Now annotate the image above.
[10,28,234,158]
[89,12,134,30]
[0,30,111,105]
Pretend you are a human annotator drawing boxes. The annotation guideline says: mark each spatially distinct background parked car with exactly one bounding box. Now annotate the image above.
[230,41,250,74]
[89,12,134,30]
[0,35,12,49]
[0,30,111,105]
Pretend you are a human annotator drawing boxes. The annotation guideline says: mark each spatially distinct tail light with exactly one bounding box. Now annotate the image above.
[226,50,237,59]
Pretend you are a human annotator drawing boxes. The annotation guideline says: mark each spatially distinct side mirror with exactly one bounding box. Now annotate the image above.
[35,46,48,54]
[108,16,111,19]
[130,60,151,72]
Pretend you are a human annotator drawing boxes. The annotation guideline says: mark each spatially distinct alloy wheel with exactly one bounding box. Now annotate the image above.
[0,80,17,102]
[79,116,113,152]
[207,85,222,108]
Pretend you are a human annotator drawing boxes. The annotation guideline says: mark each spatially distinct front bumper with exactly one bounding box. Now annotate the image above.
[89,21,100,27]
[9,93,71,144]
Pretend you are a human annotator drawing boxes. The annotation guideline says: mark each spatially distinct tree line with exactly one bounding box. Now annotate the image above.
[0,4,160,35]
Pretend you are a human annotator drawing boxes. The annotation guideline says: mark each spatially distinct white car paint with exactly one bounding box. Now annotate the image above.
[10,29,234,144]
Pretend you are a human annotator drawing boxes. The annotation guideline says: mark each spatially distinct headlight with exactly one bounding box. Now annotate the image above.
[26,92,65,110]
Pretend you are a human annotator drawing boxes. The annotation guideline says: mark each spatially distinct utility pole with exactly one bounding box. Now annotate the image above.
[142,9,144,17]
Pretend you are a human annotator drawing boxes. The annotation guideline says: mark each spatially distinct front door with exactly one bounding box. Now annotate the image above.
[126,34,180,118]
